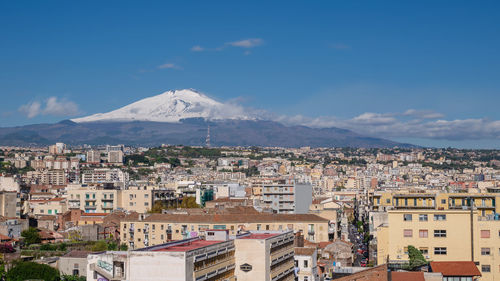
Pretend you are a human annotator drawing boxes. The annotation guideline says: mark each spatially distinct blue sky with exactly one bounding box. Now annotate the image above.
[1,1,499,148]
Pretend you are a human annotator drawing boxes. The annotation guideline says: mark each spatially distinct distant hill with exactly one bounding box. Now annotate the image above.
[0,119,412,147]
[0,89,414,147]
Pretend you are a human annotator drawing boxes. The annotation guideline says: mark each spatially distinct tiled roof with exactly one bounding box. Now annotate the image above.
[391,272,425,281]
[430,261,482,277]
[294,247,316,256]
[63,250,91,258]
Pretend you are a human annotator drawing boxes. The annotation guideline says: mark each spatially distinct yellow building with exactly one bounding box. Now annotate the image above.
[376,209,500,281]
[121,213,329,249]
[67,188,118,213]
[370,191,499,216]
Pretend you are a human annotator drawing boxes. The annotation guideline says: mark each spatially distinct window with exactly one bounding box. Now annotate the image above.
[303,260,308,268]
[403,214,412,221]
[481,248,490,255]
[434,247,447,255]
[441,199,446,204]
[434,214,446,221]
[481,265,490,273]
[304,277,309,281]
[434,230,447,237]
[403,229,413,237]
[72,269,79,276]
[257,224,261,230]
[419,248,428,255]
[266,225,270,230]
[419,229,428,238]
[481,230,490,238]
[386,199,390,204]
[419,214,428,222]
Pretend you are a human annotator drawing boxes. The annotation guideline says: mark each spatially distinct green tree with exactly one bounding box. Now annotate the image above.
[180,197,200,208]
[91,240,108,251]
[408,245,427,268]
[6,261,59,281]
[119,243,128,251]
[107,241,118,250]
[21,227,41,245]
[148,201,167,213]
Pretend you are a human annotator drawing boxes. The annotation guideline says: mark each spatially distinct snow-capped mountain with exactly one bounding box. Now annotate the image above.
[72,89,254,123]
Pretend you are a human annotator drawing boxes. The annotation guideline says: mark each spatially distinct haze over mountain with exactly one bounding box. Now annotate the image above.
[0,89,413,148]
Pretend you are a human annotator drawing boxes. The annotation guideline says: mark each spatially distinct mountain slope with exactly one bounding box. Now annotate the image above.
[72,89,254,123]
[0,119,412,148]
[1,89,416,147]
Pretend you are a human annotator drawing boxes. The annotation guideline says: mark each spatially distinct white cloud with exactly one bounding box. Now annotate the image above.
[403,109,444,119]
[351,112,397,125]
[273,109,500,141]
[191,45,204,52]
[43,97,80,116]
[19,97,80,118]
[227,38,264,48]
[157,63,180,69]
[19,101,42,118]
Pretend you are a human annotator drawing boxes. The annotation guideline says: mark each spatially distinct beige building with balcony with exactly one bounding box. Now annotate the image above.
[67,189,118,214]
[376,209,500,281]
[120,213,328,249]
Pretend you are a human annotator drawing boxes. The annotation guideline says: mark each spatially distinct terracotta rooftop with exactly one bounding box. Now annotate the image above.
[391,272,425,281]
[430,261,482,277]
[152,240,221,252]
[239,233,280,240]
[294,247,316,256]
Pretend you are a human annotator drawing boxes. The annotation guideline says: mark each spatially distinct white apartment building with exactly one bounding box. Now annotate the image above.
[262,180,312,214]
[81,168,128,186]
[294,247,319,281]
[87,230,294,281]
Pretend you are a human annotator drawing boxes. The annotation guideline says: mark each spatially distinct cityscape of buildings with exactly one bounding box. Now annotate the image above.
[0,143,498,280]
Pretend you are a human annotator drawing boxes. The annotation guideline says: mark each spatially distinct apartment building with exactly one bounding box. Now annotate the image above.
[234,231,295,281]
[81,168,128,186]
[26,169,68,185]
[294,247,319,281]
[108,150,124,164]
[86,150,100,164]
[0,191,18,217]
[370,191,499,216]
[262,180,312,214]
[118,188,154,213]
[87,230,293,281]
[67,188,118,214]
[376,209,500,281]
[120,213,328,249]
[28,198,67,216]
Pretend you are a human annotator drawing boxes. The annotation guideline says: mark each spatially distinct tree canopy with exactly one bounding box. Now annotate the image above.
[6,261,60,281]
[407,245,428,269]
[21,227,41,245]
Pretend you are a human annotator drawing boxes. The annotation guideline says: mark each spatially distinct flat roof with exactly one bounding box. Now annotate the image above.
[239,233,280,240]
[152,240,223,252]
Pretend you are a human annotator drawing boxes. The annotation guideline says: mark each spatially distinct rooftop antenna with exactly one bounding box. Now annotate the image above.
[205,125,211,147]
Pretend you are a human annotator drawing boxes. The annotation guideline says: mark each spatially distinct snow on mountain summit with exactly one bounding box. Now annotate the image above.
[72,89,254,123]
